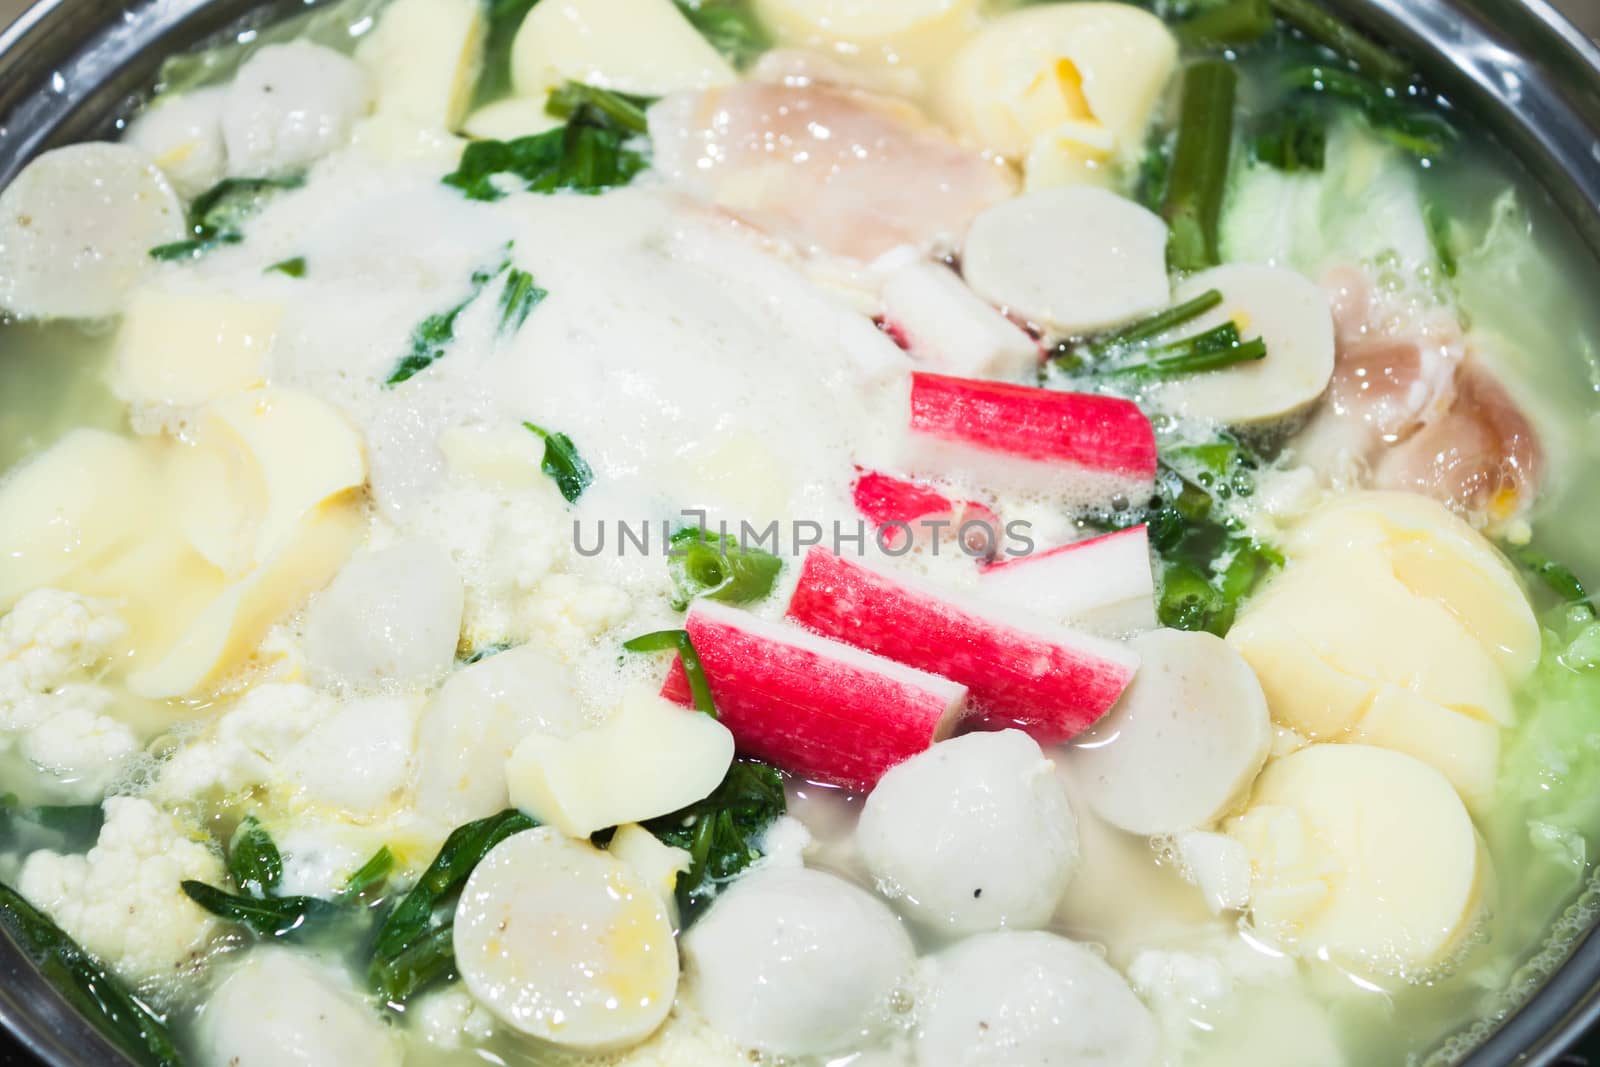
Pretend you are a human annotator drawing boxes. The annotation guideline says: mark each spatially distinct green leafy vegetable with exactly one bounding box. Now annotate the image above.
[545,82,652,135]
[368,809,537,1004]
[668,527,783,609]
[339,846,396,902]
[1266,0,1412,85]
[1132,128,1173,214]
[643,759,785,919]
[1163,60,1237,272]
[498,268,548,334]
[0,796,104,849]
[1086,433,1281,636]
[387,253,511,385]
[1088,289,1225,354]
[1249,106,1327,172]
[522,421,594,501]
[226,816,283,897]
[623,629,717,717]
[672,0,771,69]
[0,883,183,1067]
[1051,289,1267,382]
[1175,0,1273,48]
[149,176,304,261]
[1508,544,1592,608]
[266,256,307,277]
[1283,65,1456,159]
[180,880,335,939]
[473,0,540,106]
[443,84,652,202]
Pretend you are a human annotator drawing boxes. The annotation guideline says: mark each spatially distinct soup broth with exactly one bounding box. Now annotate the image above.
[1,0,1599,1064]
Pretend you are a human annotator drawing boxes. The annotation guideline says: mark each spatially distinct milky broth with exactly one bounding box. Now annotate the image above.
[2,0,1600,1065]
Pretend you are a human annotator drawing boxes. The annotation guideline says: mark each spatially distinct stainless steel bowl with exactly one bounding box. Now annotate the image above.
[4,0,1600,1062]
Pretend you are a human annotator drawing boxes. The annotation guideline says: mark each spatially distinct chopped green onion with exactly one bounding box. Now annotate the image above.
[265,255,307,277]
[1176,0,1273,48]
[623,629,717,717]
[1091,289,1224,354]
[0,883,183,1067]
[545,82,652,135]
[1267,0,1413,85]
[1163,61,1237,273]
[522,421,594,502]
[668,528,783,609]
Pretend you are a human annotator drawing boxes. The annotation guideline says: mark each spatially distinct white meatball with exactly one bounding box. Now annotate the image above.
[683,867,915,1056]
[413,645,590,825]
[0,143,186,319]
[124,88,229,198]
[302,540,465,690]
[198,948,402,1067]
[916,931,1158,1067]
[221,43,373,176]
[856,730,1078,933]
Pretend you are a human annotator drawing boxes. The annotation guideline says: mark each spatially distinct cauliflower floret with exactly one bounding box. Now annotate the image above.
[411,984,498,1050]
[0,589,126,733]
[153,682,328,801]
[0,590,138,801]
[154,683,419,822]
[17,796,224,991]
[19,704,140,801]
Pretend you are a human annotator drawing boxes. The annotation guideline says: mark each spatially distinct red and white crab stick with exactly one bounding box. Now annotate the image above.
[785,547,1139,744]
[661,600,969,791]
[981,525,1158,633]
[904,371,1158,495]
[853,469,1000,556]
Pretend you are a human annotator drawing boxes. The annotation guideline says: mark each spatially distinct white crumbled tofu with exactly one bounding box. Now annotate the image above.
[411,984,498,1050]
[526,572,633,651]
[409,483,569,647]
[17,796,224,990]
[756,816,812,869]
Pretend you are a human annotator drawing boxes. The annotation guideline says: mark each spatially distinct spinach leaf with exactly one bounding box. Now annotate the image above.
[150,176,304,261]
[387,252,512,385]
[623,629,717,717]
[668,527,782,610]
[1507,544,1592,609]
[1283,65,1456,159]
[0,882,184,1067]
[226,816,282,897]
[1174,0,1273,49]
[180,881,336,939]
[522,421,594,501]
[443,84,652,202]
[266,256,307,277]
[1266,0,1412,85]
[368,810,537,1004]
[643,760,785,920]
[1051,289,1267,381]
[0,796,104,850]
[498,268,547,334]
[1249,105,1328,172]
[671,0,770,69]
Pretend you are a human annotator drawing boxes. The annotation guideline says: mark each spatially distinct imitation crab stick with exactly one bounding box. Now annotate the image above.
[785,547,1139,743]
[852,469,1000,557]
[661,600,968,790]
[904,371,1157,495]
[980,525,1157,633]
